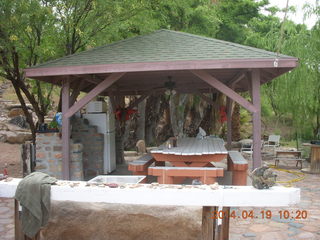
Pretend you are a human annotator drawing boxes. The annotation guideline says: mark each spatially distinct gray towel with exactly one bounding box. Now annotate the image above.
[15,172,57,238]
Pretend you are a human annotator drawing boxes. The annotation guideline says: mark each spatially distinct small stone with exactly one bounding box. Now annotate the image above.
[289,222,304,228]
[242,232,256,237]
[210,183,219,190]
[106,183,118,188]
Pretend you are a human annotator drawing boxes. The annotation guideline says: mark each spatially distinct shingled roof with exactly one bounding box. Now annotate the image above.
[28,29,293,69]
[24,29,298,94]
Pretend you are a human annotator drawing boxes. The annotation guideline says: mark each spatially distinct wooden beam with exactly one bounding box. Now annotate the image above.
[25,58,298,77]
[65,73,125,118]
[227,71,246,88]
[62,78,70,180]
[226,97,233,150]
[191,70,257,113]
[128,94,149,109]
[251,70,262,169]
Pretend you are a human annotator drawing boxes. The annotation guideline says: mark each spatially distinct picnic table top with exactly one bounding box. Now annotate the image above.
[150,137,228,156]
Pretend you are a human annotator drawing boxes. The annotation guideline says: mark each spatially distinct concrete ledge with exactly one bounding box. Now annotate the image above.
[1,179,300,207]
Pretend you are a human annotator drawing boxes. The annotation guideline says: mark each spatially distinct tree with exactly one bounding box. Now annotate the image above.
[0,0,58,142]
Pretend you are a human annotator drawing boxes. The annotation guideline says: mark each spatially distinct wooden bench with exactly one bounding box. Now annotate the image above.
[227,151,248,186]
[148,166,224,184]
[128,154,156,182]
[275,151,305,169]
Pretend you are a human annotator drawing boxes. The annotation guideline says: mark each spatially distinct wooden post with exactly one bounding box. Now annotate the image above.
[62,78,70,180]
[202,206,216,240]
[251,70,262,169]
[14,200,23,240]
[226,98,233,150]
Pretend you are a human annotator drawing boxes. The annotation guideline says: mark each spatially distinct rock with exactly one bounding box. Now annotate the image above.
[0,130,32,144]
[9,115,29,129]
[8,108,25,118]
[0,133,7,143]
[41,201,202,240]
[0,123,9,131]
[6,103,33,111]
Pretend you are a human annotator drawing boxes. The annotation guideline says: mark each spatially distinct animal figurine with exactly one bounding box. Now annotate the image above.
[250,166,277,189]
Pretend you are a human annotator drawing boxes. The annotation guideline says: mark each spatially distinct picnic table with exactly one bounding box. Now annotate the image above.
[149,137,228,184]
[150,137,228,167]
[274,150,305,169]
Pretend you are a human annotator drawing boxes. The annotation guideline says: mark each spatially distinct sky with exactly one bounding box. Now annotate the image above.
[263,0,318,28]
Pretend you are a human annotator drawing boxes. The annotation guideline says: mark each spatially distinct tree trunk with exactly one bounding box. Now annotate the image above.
[136,99,146,141]
[169,94,188,137]
[11,81,36,143]
[145,95,162,145]
[231,103,241,141]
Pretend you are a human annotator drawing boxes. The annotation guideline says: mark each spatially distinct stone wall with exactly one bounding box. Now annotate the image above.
[35,133,84,180]
[71,117,104,177]
[41,201,202,240]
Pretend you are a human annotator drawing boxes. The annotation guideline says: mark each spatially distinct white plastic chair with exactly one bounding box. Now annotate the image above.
[263,135,280,154]
[240,139,264,158]
[264,135,280,148]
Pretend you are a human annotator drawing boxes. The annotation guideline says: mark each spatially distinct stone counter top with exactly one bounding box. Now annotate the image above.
[0,178,300,207]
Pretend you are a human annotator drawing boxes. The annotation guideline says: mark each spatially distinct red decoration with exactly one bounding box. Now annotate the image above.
[3,167,8,176]
[115,107,137,122]
[219,106,227,123]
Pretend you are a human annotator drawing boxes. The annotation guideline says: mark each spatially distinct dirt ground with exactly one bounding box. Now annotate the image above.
[0,143,22,178]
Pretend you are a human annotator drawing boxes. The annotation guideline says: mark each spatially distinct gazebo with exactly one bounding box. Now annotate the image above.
[24,29,298,180]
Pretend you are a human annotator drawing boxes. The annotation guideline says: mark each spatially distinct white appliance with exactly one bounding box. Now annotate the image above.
[83,113,116,173]
[86,101,107,113]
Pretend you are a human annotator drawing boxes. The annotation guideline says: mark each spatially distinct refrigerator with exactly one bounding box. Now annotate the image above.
[83,113,116,173]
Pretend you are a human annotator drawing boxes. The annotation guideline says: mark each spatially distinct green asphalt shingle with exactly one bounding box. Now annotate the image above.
[30,29,293,69]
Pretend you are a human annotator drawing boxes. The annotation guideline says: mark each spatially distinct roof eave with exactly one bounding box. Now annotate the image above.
[24,58,298,78]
